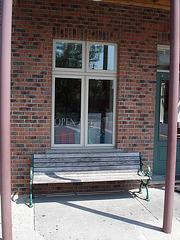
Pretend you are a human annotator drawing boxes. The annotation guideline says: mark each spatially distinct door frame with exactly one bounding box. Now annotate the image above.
[153,72,180,175]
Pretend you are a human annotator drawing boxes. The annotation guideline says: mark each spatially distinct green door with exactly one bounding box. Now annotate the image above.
[153,72,180,174]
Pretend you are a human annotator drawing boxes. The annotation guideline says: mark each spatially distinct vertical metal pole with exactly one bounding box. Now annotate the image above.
[163,0,179,234]
[0,0,13,239]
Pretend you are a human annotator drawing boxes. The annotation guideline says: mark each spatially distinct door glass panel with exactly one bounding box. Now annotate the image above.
[54,78,81,144]
[88,79,114,144]
[55,42,82,69]
[159,79,169,139]
[89,44,115,71]
[157,49,170,71]
[159,75,180,139]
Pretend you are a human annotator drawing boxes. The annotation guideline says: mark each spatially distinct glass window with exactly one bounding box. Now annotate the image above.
[52,40,117,147]
[159,75,180,140]
[55,42,82,69]
[157,48,170,71]
[89,44,115,71]
[54,78,81,144]
[159,79,169,139]
[88,79,114,144]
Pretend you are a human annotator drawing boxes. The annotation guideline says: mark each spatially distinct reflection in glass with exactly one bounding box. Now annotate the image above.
[88,79,114,144]
[157,49,170,71]
[159,79,169,139]
[54,78,81,144]
[159,77,180,139]
[89,44,115,71]
[55,42,82,69]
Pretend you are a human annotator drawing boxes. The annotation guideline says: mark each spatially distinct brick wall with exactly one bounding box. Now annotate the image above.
[11,0,170,194]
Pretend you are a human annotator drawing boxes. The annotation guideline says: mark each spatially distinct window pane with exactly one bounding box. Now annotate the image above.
[157,49,170,71]
[159,79,169,139]
[55,42,82,69]
[88,79,114,144]
[89,44,115,71]
[54,78,81,144]
[159,76,180,140]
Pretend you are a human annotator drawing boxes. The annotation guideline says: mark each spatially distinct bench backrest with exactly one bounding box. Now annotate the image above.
[32,151,141,173]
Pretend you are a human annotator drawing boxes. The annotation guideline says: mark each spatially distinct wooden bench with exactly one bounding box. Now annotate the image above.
[29,150,151,207]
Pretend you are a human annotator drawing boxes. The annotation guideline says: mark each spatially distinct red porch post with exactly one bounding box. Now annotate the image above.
[0,0,13,239]
[163,0,179,234]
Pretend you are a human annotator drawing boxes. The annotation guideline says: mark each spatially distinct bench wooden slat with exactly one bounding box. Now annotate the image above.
[35,156,139,163]
[34,160,139,168]
[33,152,140,159]
[35,169,139,175]
[33,170,149,184]
[34,164,140,172]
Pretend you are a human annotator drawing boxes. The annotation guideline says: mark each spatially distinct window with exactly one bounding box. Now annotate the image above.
[54,41,84,70]
[157,46,170,71]
[157,46,180,140]
[158,73,180,140]
[52,40,117,147]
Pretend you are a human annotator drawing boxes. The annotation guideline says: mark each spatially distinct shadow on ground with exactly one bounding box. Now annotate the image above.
[34,190,162,233]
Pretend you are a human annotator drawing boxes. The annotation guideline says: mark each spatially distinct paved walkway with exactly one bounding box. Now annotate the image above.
[0,188,180,240]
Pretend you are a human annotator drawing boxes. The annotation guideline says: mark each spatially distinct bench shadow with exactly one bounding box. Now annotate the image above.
[34,191,162,233]
[11,193,31,205]
[61,201,162,232]
[130,190,148,201]
[35,190,133,202]
[45,172,80,182]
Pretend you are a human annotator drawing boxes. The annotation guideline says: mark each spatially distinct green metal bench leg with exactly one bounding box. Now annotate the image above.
[29,179,33,208]
[139,180,150,201]
[139,180,143,194]
[145,183,150,201]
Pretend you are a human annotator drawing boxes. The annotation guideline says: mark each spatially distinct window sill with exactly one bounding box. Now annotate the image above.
[46,147,121,154]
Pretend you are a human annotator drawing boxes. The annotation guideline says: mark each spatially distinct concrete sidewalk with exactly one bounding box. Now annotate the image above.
[1,188,180,240]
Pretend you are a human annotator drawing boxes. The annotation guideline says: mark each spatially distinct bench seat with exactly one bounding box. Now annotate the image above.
[33,170,149,184]
[29,151,151,207]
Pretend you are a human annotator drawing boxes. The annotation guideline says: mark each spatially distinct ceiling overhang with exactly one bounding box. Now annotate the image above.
[12,0,170,10]
[89,0,170,10]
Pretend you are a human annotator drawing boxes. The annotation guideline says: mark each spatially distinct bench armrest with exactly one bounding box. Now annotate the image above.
[141,163,152,180]
[139,152,151,180]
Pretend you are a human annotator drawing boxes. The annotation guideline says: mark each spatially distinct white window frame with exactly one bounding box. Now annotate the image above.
[86,41,117,74]
[51,40,117,148]
[52,39,85,72]
[157,45,170,73]
[51,75,85,148]
[85,76,117,147]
